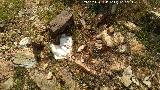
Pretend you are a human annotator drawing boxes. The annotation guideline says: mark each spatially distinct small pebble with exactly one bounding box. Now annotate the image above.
[47,72,53,80]
[77,45,85,52]
[19,37,31,47]
[43,63,49,70]
[143,76,151,88]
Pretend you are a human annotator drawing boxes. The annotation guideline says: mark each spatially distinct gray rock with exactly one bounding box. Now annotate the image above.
[12,48,36,68]
[49,9,73,35]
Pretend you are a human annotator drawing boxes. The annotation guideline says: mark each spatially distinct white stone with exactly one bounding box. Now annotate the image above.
[60,34,73,53]
[120,66,134,87]
[50,44,67,59]
[143,76,151,88]
[131,76,140,86]
[118,45,127,53]
[47,72,53,80]
[77,45,85,52]
[50,34,72,60]
[101,30,114,47]
[19,37,31,47]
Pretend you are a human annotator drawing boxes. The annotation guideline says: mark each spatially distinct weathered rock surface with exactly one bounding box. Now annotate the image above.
[12,48,37,68]
[49,10,73,35]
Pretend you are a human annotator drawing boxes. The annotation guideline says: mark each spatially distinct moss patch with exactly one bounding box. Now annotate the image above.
[0,0,24,21]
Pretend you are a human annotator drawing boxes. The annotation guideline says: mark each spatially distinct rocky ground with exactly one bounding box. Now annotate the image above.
[0,0,160,90]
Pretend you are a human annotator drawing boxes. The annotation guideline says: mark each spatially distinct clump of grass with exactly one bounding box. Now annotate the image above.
[0,0,24,21]
[148,0,160,7]
[131,54,156,70]
[13,67,26,89]
[37,0,66,23]
[26,77,40,90]
[136,12,160,54]
[13,67,40,89]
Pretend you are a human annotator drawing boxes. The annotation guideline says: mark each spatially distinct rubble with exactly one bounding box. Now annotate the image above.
[119,66,140,87]
[100,27,124,47]
[119,66,133,87]
[113,32,124,46]
[95,40,103,49]
[101,30,114,47]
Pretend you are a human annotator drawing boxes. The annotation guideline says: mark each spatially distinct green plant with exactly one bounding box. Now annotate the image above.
[0,0,24,21]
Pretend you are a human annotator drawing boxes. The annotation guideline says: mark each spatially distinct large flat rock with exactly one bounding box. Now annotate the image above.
[49,10,73,35]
